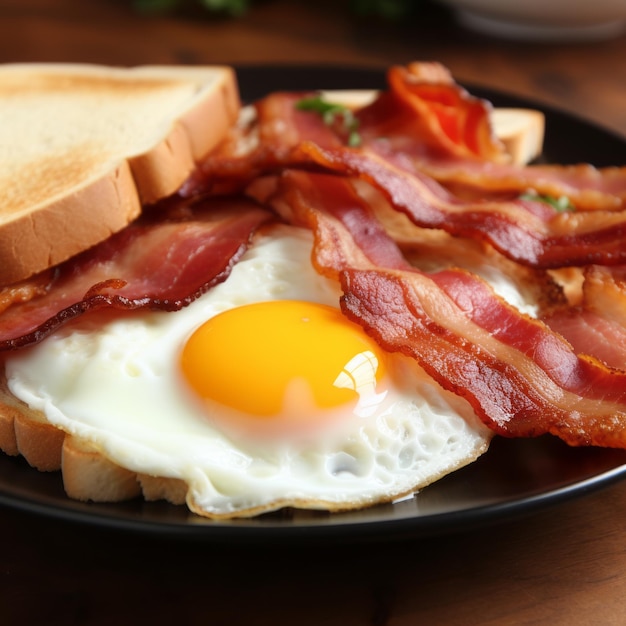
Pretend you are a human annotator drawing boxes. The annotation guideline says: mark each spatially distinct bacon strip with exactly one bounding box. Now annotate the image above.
[296,142,626,269]
[180,70,626,273]
[266,170,626,448]
[358,65,626,211]
[184,62,626,214]
[415,160,626,211]
[542,265,626,369]
[431,268,625,401]
[340,268,626,447]
[0,198,273,350]
[181,91,342,198]
[357,62,508,163]
[262,171,411,278]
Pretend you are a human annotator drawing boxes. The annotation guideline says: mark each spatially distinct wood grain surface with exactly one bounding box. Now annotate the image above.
[1,2,625,624]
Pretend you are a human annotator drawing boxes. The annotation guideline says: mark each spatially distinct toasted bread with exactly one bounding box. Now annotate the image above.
[491,107,545,165]
[0,63,239,287]
[62,436,142,503]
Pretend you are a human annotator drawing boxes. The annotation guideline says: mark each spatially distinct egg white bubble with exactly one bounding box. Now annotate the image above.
[6,224,492,518]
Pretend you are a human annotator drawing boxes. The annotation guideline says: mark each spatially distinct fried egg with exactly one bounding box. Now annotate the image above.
[5,224,492,518]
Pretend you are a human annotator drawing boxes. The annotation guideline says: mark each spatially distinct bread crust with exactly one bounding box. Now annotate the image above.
[62,436,141,502]
[0,367,64,470]
[0,162,141,287]
[127,66,241,205]
[0,400,19,456]
[138,474,188,506]
[0,63,239,286]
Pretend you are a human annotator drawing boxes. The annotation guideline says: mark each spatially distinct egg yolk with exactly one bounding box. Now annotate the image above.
[180,300,388,427]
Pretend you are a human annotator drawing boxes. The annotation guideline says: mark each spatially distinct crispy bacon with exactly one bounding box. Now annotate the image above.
[360,64,626,210]
[340,268,626,447]
[415,160,626,211]
[357,62,508,163]
[430,268,625,402]
[296,142,626,269]
[180,65,626,277]
[184,61,626,215]
[0,198,273,350]
[181,91,342,197]
[542,265,626,369]
[261,171,411,278]
[183,64,509,195]
[264,170,626,448]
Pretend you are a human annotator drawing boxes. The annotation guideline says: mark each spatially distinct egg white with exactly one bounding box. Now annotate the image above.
[6,224,493,518]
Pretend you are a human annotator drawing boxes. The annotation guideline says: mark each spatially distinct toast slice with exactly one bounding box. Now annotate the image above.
[0,63,239,287]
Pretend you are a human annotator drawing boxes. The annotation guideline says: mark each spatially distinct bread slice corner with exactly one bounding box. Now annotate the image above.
[0,369,64,471]
[0,63,240,287]
[62,436,142,502]
[491,107,545,165]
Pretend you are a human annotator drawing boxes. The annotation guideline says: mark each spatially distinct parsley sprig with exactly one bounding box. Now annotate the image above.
[519,191,575,212]
[295,95,362,147]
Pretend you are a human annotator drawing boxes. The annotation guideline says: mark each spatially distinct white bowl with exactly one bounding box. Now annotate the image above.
[439,0,626,41]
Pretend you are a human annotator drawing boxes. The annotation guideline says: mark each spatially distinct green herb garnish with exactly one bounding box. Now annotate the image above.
[296,95,362,147]
[519,191,575,212]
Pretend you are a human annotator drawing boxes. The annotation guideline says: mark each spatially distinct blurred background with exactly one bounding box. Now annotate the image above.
[0,0,625,137]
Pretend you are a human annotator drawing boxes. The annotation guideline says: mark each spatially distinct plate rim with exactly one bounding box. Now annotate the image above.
[2,454,626,543]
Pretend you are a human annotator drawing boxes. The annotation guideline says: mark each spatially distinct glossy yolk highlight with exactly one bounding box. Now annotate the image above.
[180,300,388,430]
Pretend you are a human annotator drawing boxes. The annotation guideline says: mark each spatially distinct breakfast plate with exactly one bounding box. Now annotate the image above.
[1,65,625,542]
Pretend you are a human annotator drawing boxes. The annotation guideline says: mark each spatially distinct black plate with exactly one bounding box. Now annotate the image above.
[1,65,625,542]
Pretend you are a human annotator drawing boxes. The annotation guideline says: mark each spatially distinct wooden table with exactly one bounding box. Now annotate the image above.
[2,0,625,137]
[1,2,626,624]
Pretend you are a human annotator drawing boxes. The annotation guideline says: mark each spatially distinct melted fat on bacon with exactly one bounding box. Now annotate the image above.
[542,309,626,371]
[0,197,274,350]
